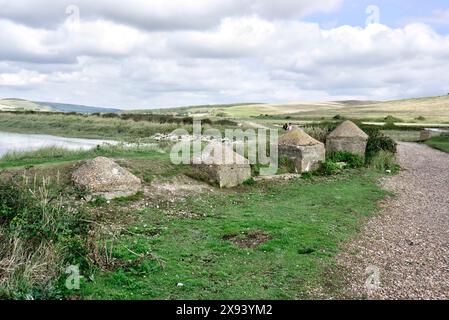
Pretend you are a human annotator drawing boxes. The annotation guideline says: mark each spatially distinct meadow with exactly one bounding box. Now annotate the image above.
[135,95,449,123]
[0,144,389,299]
[0,96,439,300]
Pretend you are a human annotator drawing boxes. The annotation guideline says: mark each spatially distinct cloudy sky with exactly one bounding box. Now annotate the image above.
[0,0,448,109]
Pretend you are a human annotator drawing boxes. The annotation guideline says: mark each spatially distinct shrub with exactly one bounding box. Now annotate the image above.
[333,114,344,120]
[364,128,397,161]
[318,160,341,176]
[303,126,328,143]
[242,177,256,186]
[328,151,364,168]
[384,115,403,123]
[0,176,90,299]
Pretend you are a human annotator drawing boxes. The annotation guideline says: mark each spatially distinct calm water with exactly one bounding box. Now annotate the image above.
[0,131,116,157]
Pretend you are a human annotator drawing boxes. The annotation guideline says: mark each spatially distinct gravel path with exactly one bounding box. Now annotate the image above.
[337,142,449,299]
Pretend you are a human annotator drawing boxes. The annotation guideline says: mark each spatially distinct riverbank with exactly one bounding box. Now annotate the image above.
[0,131,117,158]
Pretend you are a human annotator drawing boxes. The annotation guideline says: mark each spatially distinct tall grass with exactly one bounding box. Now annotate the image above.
[0,112,242,141]
[0,113,192,140]
[0,143,168,168]
[0,175,89,299]
[367,151,399,172]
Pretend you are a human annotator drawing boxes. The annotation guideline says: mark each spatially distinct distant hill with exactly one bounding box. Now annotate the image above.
[144,95,449,122]
[0,98,121,113]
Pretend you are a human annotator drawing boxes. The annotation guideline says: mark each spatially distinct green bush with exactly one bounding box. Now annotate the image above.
[242,177,256,186]
[364,128,397,161]
[328,151,364,168]
[333,114,345,120]
[303,126,328,143]
[384,115,403,123]
[318,160,341,176]
[0,176,90,299]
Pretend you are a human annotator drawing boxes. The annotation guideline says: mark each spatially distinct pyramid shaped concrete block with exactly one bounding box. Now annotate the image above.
[279,129,325,173]
[326,121,369,157]
[72,156,142,199]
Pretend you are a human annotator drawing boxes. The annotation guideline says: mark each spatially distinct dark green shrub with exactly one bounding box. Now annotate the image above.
[384,115,403,123]
[364,128,397,161]
[333,114,345,120]
[242,177,256,186]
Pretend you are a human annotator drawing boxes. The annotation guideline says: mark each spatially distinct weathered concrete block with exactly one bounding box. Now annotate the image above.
[420,129,432,141]
[195,163,252,188]
[191,143,251,188]
[326,120,369,157]
[279,129,325,173]
[72,156,141,200]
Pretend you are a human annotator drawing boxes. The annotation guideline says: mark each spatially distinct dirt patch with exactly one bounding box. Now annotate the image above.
[223,230,271,248]
[146,175,214,202]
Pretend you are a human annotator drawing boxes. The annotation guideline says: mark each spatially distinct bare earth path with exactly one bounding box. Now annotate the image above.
[337,142,449,299]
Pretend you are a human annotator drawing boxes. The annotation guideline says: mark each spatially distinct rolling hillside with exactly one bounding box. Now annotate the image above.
[2,95,449,122]
[0,98,121,113]
[141,95,449,122]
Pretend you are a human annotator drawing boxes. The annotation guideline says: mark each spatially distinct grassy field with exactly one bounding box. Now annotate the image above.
[2,95,449,123]
[80,171,386,300]
[0,99,53,112]
[139,95,449,123]
[425,136,449,153]
[0,112,192,140]
[0,146,388,299]
[0,144,170,169]
[0,101,404,300]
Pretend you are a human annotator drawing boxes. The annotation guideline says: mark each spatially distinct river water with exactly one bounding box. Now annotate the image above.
[0,131,116,157]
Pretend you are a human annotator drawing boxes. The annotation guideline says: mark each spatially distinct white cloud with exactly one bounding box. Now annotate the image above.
[0,1,448,108]
[0,0,342,30]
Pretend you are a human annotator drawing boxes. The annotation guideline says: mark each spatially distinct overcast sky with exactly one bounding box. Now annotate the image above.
[0,0,448,109]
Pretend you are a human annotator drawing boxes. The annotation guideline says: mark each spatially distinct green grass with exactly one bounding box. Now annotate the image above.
[0,144,169,169]
[0,143,390,299]
[79,171,388,300]
[425,136,449,153]
[130,95,449,123]
[0,112,192,140]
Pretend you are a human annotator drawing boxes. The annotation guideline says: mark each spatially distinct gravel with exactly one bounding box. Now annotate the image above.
[336,142,449,299]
